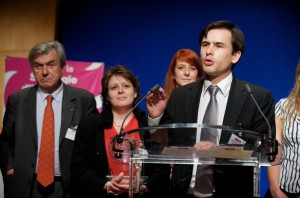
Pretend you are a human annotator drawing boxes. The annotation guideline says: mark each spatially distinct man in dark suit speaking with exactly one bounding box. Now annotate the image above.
[0,40,98,198]
[146,20,275,198]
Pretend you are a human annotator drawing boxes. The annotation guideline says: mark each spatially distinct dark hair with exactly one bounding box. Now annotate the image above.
[101,65,141,106]
[28,40,66,67]
[199,20,245,56]
[164,49,203,97]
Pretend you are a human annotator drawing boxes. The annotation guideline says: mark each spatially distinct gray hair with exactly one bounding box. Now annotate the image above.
[28,40,66,67]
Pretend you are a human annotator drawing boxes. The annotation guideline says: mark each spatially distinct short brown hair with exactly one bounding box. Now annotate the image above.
[199,20,245,56]
[101,65,141,106]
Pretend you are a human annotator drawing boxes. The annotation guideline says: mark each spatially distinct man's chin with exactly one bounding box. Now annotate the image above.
[38,84,56,92]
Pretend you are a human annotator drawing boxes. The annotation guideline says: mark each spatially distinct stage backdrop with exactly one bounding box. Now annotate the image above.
[3,57,104,116]
[57,1,300,196]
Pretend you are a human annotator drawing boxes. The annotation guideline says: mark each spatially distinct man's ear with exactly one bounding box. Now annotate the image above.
[232,51,242,64]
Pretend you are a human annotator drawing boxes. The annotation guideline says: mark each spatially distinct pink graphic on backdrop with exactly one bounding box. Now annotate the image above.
[4,57,104,113]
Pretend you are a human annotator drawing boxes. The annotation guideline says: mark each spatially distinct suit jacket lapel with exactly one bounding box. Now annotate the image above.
[186,81,203,123]
[185,81,203,144]
[25,86,38,146]
[221,77,247,143]
[60,85,76,144]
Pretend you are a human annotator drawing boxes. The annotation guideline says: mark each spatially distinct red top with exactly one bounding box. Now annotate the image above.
[105,116,141,176]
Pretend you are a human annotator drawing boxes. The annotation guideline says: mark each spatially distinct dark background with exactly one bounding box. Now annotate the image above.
[57,0,300,196]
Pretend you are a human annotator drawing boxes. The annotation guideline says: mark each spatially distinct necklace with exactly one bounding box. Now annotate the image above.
[113,113,132,128]
[113,121,121,127]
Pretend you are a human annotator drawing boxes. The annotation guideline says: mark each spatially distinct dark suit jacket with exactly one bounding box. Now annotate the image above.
[162,77,275,198]
[70,106,170,198]
[0,83,98,198]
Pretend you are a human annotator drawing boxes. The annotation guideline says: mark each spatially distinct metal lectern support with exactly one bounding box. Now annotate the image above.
[129,157,142,198]
[253,154,261,197]
[253,139,262,197]
[129,156,134,198]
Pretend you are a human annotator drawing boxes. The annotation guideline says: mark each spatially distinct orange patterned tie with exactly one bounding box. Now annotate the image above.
[37,95,54,187]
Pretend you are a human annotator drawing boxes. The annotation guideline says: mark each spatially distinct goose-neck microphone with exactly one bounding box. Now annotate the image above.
[245,84,278,162]
[113,84,160,158]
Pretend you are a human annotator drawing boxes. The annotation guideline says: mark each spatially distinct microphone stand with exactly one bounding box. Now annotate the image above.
[112,84,160,159]
[245,84,278,163]
[111,84,160,198]
[245,83,278,197]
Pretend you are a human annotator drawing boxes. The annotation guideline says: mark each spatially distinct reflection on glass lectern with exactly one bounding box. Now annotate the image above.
[109,123,285,198]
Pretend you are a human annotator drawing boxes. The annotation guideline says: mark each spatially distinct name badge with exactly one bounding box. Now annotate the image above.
[228,133,246,145]
[65,125,78,141]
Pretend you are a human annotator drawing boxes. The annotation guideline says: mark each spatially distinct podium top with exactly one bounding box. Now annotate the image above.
[124,123,264,138]
[111,123,283,166]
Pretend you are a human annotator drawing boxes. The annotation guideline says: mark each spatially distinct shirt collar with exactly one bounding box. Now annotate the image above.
[37,83,64,102]
[203,72,233,97]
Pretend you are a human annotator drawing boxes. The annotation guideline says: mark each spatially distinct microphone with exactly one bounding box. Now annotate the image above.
[245,84,278,162]
[113,84,160,158]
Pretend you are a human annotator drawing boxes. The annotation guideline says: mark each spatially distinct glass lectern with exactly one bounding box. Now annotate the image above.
[110,123,283,198]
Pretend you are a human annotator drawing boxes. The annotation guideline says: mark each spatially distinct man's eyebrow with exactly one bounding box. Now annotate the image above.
[201,40,210,45]
[33,59,56,65]
[214,41,225,46]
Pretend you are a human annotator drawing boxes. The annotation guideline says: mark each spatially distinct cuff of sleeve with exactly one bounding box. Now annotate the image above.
[148,114,162,126]
[104,181,111,193]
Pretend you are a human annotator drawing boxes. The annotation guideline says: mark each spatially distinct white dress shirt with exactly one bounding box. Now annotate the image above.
[188,73,232,192]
